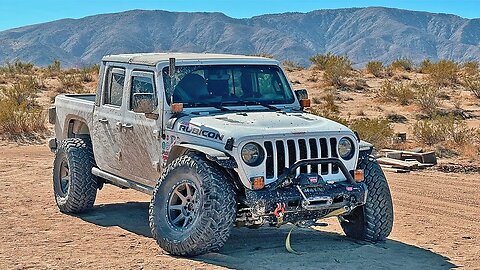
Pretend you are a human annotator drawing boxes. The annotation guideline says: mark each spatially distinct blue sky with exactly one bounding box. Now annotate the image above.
[1,0,479,31]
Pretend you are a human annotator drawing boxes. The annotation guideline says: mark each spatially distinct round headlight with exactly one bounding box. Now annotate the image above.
[241,143,264,166]
[338,137,354,160]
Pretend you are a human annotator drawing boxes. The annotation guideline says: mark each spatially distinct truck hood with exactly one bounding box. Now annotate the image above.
[173,111,353,145]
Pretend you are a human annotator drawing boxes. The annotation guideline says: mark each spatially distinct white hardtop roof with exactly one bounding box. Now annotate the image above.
[102,53,279,66]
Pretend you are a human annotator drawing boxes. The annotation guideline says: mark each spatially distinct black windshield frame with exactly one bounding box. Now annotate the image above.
[162,64,296,108]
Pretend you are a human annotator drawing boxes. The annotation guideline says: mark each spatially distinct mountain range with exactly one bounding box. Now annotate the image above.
[0,7,479,67]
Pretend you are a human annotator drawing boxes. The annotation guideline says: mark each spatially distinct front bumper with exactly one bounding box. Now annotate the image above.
[242,157,367,224]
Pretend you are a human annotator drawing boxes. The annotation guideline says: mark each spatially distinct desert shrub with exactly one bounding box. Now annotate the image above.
[418,59,432,73]
[310,107,349,126]
[0,60,34,75]
[58,73,85,93]
[48,59,61,72]
[80,67,94,82]
[349,118,394,148]
[462,61,479,76]
[425,59,459,86]
[412,114,476,145]
[323,55,352,86]
[311,97,322,104]
[310,53,334,70]
[0,77,45,136]
[378,80,415,105]
[414,84,440,115]
[322,92,339,113]
[390,58,414,71]
[283,60,304,71]
[463,77,480,98]
[366,61,384,77]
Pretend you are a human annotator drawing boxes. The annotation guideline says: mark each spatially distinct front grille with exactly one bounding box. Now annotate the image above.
[264,137,340,180]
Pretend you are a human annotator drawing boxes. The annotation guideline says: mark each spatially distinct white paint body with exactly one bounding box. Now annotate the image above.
[52,53,359,190]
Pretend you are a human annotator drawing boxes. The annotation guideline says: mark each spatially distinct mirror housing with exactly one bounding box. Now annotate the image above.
[132,93,156,114]
[294,89,311,108]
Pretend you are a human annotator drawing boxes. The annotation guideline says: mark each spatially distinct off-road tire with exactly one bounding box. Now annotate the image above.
[53,138,97,213]
[149,153,236,256]
[340,155,394,242]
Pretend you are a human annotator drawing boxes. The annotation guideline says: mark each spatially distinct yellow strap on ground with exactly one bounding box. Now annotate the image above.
[285,224,304,255]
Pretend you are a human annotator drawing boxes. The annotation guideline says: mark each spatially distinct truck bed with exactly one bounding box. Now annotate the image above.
[53,94,96,142]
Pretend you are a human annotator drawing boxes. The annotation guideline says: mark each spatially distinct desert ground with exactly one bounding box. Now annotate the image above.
[0,143,478,269]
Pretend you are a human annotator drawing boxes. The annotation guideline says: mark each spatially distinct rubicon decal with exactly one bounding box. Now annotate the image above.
[179,124,224,141]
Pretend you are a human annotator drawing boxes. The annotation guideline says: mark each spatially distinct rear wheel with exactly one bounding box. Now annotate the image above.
[149,153,236,256]
[340,156,394,241]
[53,138,97,213]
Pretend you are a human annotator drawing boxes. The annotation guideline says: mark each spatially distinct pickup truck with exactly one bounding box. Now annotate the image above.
[48,53,393,256]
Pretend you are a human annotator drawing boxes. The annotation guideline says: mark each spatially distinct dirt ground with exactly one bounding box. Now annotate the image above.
[0,144,478,270]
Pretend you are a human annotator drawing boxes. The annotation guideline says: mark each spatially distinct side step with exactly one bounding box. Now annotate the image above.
[91,167,153,195]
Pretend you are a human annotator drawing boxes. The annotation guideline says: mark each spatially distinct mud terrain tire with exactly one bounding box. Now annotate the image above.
[340,156,394,242]
[53,138,97,213]
[149,154,236,256]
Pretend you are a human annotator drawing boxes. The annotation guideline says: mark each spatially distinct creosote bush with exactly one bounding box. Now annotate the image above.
[0,77,45,136]
[390,58,414,71]
[412,114,477,146]
[378,80,415,105]
[366,61,384,77]
[282,60,304,72]
[349,118,394,149]
[0,60,34,75]
[414,84,441,116]
[423,59,459,86]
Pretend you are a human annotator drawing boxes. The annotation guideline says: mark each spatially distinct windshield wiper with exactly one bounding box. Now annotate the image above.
[212,104,231,111]
[239,101,283,112]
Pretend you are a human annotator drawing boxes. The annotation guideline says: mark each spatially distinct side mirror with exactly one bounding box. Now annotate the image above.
[294,89,311,108]
[132,93,155,114]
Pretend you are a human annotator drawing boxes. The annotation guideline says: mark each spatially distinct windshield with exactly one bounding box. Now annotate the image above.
[162,65,295,107]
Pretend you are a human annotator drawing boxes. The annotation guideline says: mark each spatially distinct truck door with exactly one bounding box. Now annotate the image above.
[119,69,162,187]
[92,66,126,175]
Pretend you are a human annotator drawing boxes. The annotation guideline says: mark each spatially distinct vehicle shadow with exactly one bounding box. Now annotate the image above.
[77,202,456,270]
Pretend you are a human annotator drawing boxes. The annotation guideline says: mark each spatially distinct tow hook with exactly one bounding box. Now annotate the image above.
[273,202,286,225]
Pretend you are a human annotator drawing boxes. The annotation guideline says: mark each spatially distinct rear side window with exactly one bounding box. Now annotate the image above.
[130,71,157,111]
[104,67,125,106]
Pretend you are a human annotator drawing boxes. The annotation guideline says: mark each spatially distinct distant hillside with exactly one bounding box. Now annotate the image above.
[1,7,479,67]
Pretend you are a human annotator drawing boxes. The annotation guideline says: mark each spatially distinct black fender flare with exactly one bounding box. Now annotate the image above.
[167,143,237,169]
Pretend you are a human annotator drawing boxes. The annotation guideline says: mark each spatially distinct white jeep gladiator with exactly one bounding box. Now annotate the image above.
[48,53,393,256]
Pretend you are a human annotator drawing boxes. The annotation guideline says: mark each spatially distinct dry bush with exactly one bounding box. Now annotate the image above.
[309,53,352,86]
[0,60,34,75]
[349,118,394,149]
[424,59,459,86]
[418,59,432,73]
[46,59,61,76]
[412,114,476,146]
[378,80,415,105]
[58,73,85,94]
[0,77,45,136]
[322,55,352,86]
[310,53,335,70]
[322,92,339,113]
[462,61,479,76]
[390,58,414,71]
[283,60,304,72]
[414,84,441,116]
[463,76,480,98]
[366,61,384,77]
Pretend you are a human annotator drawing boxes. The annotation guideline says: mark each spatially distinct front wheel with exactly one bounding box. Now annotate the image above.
[149,154,236,256]
[340,156,394,242]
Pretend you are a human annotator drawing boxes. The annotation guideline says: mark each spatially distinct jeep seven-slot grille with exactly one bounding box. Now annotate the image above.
[264,138,340,180]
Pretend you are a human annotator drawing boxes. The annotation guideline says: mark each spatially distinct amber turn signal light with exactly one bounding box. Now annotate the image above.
[251,176,265,190]
[171,103,184,113]
[354,169,364,182]
[299,99,311,108]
